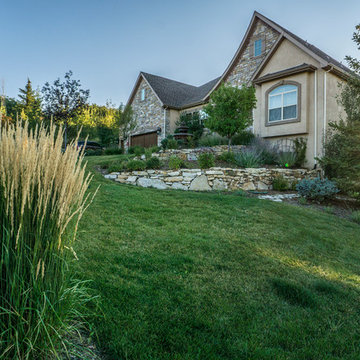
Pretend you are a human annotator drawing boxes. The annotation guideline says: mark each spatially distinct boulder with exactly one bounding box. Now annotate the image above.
[212,178,228,191]
[189,175,211,191]
[126,176,138,183]
[172,183,188,191]
[241,181,256,191]
[137,177,168,189]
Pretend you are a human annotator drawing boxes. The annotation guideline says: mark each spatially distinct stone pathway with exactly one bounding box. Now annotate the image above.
[257,193,299,202]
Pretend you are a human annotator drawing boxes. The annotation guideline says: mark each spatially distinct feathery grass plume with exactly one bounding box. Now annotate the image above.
[0,121,97,359]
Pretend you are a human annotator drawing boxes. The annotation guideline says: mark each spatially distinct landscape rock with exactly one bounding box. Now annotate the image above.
[137,177,168,189]
[212,178,228,191]
[189,175,211,191]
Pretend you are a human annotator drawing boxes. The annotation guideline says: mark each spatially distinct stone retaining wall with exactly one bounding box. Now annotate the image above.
[139,145,244,161]
[105,167,317,192]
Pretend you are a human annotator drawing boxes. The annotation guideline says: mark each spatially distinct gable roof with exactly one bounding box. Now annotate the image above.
[128,11,351,108]
[205,11,351,98]
[127,72,220,109]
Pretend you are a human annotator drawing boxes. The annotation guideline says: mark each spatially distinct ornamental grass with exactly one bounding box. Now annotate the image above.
[0,122,96,359]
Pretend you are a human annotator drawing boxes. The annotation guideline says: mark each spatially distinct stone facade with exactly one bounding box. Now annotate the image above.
[131,78,165,141]
[225,19,280,87]
[105,167,317,192]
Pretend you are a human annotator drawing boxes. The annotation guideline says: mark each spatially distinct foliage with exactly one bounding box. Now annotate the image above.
[293,137,307,167]
[167,138,178,149]
[125,159,146,171]
[217,151,236,164]
[77,155,360,359]
[42,71,90,146]
[296,177,339,202]
[177,112,204,141]
[145,148,153,160]
[168,155,184,170]
[272,175,290,191]
[235,148,261,168]
[203,83,256,149]
[0,122,95,358]
[117,104,136,144]
[146,156,161,169]
[104,147,124,155]
[231,130,255,145]
[198,133,227,147]
[319,24,360,201]
[198,152,215,169]
[351,210,360,224]
[85,149,103,156]
[108,160,127,172]
[248,137,279,165]
[276,151,297,168]
[150,145,161,153]
[128,145,145,156]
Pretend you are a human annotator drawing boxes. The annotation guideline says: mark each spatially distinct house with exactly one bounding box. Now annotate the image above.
[126,11,350,168]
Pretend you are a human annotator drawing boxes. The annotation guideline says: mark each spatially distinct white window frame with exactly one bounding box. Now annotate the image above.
[268,85,298,123]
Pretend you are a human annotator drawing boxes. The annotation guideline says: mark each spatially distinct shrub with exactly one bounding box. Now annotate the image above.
[145,148,153,160]
[276,151,297,168]
[150,145,161,153]
[217,151,236,164]
[231,130,255,145]
[235,148,261,168]
[249,137,279,165]
[126,159,146,171]
[198,134,227,147]
[167,139,179,149]
[161,137,169,150]
[0,122,95,358]
[351,210,360,224]
[128,145,145,156]
[293,137,307,167]
[85,149,103,156]
[271,278,316,308]
[198,152,215,169]
[272,175,290,191]
[104,147,124,155]
[146,156,161,169]
[296,177,339,202]
[168,155,184,170]
[177,112,204,141]
[108,160,127,172]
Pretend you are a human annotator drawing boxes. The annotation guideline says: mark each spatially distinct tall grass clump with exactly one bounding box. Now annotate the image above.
[0,122,96,359]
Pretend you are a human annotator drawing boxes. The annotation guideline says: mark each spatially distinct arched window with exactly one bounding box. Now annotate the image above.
[268,84,298,123]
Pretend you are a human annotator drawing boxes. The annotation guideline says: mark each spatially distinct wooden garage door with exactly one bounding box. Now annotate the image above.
[130,131,158,148]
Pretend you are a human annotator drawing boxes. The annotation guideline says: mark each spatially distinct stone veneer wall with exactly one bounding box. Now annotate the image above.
[225,19,280,87]
[131,78,165,143]
[105,167,317,192]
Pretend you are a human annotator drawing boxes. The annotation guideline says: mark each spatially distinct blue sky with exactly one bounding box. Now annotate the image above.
[1,0,359,106]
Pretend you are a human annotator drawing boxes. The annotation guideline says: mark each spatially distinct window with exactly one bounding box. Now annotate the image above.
[268,84,298,123]
[254,39,262,57]
[140,88,145,101]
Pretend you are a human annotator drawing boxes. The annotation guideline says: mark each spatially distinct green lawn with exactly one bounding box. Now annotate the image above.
[73,155,360,360]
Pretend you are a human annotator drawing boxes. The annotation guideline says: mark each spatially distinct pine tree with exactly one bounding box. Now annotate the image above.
[18,78,42,125]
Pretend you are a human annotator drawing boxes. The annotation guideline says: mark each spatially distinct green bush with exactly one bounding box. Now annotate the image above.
[145,148,153,160]
[168,155,184,170]
[177,112,204,141]
[126,159,146,171]
[293,137,307,167]
[296,177,339,202]
[235,149,261,168]
[146,156,161,169]
[276,151,297,168]
[272,175,289,191]
[108,160,127,172]
[198,134,227,147]
[351,210,360,224]
[167,139,179,149]
[249,137,278,165]
[198,153,215,169]
[150,145,161,153]
[104,147,124,155]
[217,151,236,164]
[231,130,255,145]
[128,146,145,156]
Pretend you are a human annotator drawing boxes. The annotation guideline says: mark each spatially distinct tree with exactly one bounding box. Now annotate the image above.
[177,111,204,142]
[203,83,256,150]
[17,78,42,126]
[117,104,136,148]
[42,71,90,147]
[319,23,360,200]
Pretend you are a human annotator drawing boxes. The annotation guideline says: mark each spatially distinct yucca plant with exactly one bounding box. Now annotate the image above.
[0,122,97,359]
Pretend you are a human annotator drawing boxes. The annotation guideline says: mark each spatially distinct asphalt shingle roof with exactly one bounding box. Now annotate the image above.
[141,72,220,109]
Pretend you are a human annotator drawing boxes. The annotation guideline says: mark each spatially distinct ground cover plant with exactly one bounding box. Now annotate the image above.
[0,122,96,359]
[73,155,360,359]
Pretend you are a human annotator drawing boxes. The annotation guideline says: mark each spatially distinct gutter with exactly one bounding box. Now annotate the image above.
[314,69,318,168]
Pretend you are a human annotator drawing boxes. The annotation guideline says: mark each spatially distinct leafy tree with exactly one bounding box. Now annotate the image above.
[203,83,256,150]
[319,23,360,200]
[117,104,136,148]
[17,78,42,126]
[42,71,90,147]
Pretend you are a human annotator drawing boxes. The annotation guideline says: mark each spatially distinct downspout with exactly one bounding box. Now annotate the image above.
[313,70,318,168]
[163,107,167,143]
[323,66,332,153]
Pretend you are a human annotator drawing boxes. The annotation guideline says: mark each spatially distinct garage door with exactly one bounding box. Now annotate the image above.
[130,131,158,148]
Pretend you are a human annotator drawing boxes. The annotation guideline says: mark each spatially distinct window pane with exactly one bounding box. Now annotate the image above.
[270,84,297,95]
[283,105,297,119]
[283,91,297,106]
[269,108,281,122]
[254,39,262,56]
[269,94,282,109]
